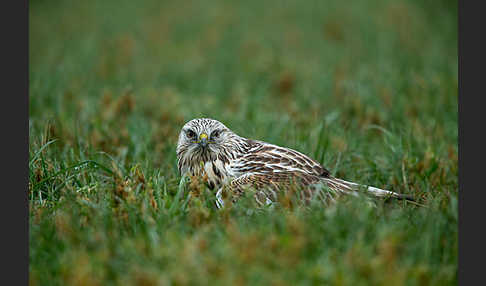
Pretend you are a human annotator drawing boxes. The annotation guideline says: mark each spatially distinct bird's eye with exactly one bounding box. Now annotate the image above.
[186,129,196,138]
[210,129,221,139]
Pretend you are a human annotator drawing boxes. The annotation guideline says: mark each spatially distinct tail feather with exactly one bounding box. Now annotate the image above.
[324,177,415,202]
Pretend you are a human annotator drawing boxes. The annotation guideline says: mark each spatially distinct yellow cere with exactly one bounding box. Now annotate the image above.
[199,133,208,140]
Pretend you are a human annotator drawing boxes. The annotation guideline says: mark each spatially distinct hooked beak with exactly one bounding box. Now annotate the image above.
[198,133,208,148]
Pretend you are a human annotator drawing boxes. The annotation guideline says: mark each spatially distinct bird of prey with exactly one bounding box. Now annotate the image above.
[176,118,414,208]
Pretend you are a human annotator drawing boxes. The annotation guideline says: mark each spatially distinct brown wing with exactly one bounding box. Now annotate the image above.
[231,140,330,179]
[227,141,333,203]
[225,140,415,206]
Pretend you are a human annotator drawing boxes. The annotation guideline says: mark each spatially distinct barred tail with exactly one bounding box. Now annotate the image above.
[323,177,415,201]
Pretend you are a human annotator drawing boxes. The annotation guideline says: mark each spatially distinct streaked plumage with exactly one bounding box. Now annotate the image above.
[176,118,413,208]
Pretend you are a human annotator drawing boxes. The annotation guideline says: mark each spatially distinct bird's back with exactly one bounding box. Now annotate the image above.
[230,139,330,186]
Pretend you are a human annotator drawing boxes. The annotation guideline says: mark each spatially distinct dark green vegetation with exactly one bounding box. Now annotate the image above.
[29,0,457,285]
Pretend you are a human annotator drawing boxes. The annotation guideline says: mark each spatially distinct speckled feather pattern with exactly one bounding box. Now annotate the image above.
[176,118,413,207]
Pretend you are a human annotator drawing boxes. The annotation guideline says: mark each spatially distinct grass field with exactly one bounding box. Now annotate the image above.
[29,0,458,285]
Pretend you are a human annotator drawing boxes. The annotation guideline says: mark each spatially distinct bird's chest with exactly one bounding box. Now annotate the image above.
[192,160,232,190]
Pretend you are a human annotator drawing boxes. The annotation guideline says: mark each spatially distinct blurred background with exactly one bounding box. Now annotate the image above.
[29,0,457,169]
[29,0,457,284]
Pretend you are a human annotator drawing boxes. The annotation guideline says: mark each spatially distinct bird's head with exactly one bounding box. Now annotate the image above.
[176,118,236,174]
